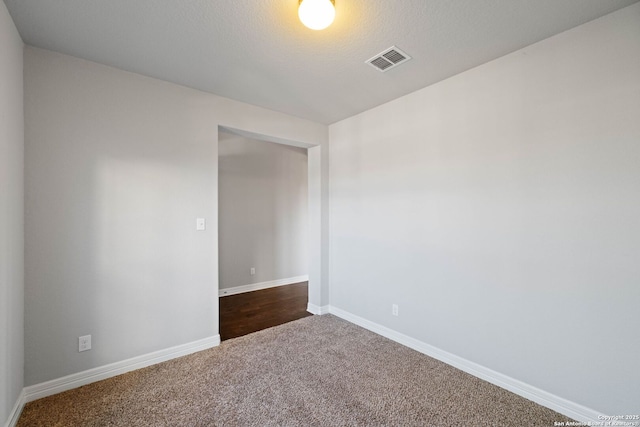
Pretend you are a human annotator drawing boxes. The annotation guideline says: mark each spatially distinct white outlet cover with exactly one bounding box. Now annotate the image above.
[79,335,92,352]
[196,218,206,231]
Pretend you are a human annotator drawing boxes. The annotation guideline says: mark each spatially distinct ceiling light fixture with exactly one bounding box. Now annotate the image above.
[298,0,335,31]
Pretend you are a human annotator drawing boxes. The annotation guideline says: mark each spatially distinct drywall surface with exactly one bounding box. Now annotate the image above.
[329,3,640,415]
[23,46,326,386]
[218,133,308,289]
[0,1,24,424]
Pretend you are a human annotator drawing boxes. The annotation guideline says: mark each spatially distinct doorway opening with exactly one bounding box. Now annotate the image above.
[217,128,315,340]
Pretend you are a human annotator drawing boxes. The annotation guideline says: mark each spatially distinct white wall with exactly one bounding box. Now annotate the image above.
[0,2,24,424]
[218,132,308,289]
[329,3,640,416]
[23,47,326,386]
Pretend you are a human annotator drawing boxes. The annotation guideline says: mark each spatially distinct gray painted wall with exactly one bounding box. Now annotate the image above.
[23,47,326,386]
[0,2,24,424]
[218,132,308,290]
[329,3,640,415]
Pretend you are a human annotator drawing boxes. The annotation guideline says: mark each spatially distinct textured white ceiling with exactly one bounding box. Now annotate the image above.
[4,0,638,124]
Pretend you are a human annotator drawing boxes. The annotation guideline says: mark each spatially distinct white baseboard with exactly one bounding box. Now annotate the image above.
[23,335,220,403]
[306,303,330,315]
[12,307,604,424]
[4,389,25,427]
[219,275,309,297]
[328,306,605,424]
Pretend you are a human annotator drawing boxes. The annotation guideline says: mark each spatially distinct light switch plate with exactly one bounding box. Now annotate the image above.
[196,218,206,231]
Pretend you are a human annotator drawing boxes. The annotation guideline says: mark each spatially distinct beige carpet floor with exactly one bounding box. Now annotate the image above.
[18,315,569,426]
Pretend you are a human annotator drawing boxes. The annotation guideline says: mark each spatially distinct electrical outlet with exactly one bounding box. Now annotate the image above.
[392,304,399,316]
[250,267,255,276]
[196,218,206,231]
[79,335,92,352]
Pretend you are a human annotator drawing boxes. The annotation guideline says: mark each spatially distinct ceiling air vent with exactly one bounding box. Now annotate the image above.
[366,46,411,72]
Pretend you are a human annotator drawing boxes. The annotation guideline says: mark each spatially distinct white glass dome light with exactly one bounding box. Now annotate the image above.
[298,0,336,31]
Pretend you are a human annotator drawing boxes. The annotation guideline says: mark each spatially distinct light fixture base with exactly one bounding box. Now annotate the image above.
[299,0,335,5]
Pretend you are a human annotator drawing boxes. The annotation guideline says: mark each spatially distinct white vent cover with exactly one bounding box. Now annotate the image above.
[366,46,412,72]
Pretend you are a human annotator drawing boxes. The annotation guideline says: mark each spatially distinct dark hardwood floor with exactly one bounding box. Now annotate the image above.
[219,281,313,341]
